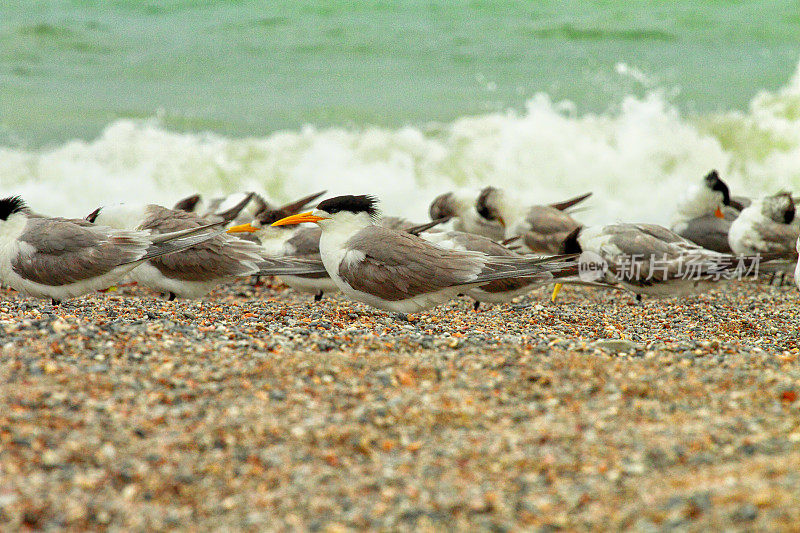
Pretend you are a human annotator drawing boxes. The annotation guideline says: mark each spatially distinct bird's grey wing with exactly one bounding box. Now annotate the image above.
[522,206,581,253]
[338,228,484,301]
[674,216,732,253]
[148,235,262,281]
[450,232,517,257]
[140,205,204,233]
[13,218,148,285]
[524,206,581,233]
[751,221,800,256]
[602,225,722,282]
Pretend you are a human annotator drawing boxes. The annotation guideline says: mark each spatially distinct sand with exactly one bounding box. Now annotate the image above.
[0,278,798,530]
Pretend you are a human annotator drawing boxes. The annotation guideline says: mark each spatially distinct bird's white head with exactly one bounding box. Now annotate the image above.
[675,170,732,222]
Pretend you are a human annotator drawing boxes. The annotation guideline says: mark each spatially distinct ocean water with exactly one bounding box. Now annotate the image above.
[2,1,800,225]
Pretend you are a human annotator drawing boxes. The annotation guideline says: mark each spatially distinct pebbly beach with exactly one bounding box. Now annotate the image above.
[0,279,798,530]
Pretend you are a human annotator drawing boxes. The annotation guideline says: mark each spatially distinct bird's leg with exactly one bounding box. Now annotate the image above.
[635,294,643,303]
[250,275,263,287]
[51,298,61,306]
[167,292,177,301]
[473,301,481,312]
[314,290,324,302]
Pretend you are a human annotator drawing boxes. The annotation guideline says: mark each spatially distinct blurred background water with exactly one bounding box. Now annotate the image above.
[2,0,799,223]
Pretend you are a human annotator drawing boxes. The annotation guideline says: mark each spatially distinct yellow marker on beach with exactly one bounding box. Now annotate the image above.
[551,283,563,302]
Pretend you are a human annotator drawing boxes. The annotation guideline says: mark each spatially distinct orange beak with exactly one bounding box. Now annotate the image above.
[271,211,327,226]
[497,217,506,228]
[714,206,725,219]
[226,223,259,233]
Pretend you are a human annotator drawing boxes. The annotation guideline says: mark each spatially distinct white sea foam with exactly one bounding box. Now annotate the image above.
[2,61,799,226]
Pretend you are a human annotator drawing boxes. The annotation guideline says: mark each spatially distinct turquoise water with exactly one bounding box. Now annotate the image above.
[2,1,799,145]
[1,1,799,224]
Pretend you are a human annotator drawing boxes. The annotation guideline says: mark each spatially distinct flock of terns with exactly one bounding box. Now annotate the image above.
[0,169,798,315]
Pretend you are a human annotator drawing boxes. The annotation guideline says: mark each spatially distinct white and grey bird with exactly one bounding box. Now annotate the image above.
[727,192,799,259]
[557,223,762,300]
[670,170,742,253]
[0,196,226,304]
[475,186,584,254]
[428,190,506,241]
[87,202,266,300]
[269,195,576,313]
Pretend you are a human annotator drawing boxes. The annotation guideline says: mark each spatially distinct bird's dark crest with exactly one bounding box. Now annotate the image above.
[703,170,731,206]
[316,195,379,218]
[0,196,27,221]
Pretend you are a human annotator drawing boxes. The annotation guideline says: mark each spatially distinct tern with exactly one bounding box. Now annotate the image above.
[727,192,799,258]
[428,190,506,241]
[670,170,742,253]
[429,190,591,243]
[88,202,266,300]
[0,196,226,304]
[269,195,576,313]
[475,186,584,254]
[555,223,763,300]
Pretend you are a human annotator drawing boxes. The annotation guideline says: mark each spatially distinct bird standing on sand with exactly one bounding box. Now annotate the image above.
[0,196,225,304]
[269,195,576,313]
[475,186,584,254]
[555,223,763,300]
[88,202,267,300]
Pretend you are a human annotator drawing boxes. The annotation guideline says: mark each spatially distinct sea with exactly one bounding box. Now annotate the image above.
[2,1,800,225]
